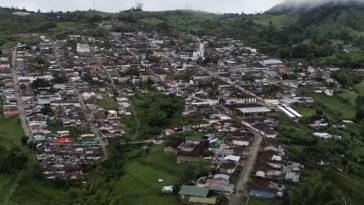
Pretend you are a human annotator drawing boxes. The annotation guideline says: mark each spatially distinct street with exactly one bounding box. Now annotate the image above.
[52,43,108,160]
[229,134,263,205]
[10,48,32,138]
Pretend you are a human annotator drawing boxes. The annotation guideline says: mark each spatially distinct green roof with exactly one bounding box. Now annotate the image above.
[81,141,99,145]
[179,185,209,197]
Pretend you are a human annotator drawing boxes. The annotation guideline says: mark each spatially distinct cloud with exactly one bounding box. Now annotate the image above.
[0,0,284,14]
[284,0,364,6]
[271,0,364,11]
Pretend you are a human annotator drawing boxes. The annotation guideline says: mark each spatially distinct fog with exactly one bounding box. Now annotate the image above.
[284,0,364,6]
[1,0,363,14]
[0,0,283,14]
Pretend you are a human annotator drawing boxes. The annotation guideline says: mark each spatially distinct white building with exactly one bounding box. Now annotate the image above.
[76,43,90,53]
[192,42,205,61]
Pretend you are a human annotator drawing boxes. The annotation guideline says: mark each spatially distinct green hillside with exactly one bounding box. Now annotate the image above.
[2,2,364,67]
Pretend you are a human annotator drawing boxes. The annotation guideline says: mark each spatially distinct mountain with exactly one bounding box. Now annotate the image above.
[2,2,364,67]
[256,0,364,67]
[269,0,364,14]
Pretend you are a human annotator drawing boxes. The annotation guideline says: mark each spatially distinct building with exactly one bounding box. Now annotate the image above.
[179,185,210,203]
[76,43,90,53]
[236,106,271,118]
[192,42,205,61]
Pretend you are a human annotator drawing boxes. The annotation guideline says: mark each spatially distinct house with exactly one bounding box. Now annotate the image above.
[176,140,210,163]
[188,197,216,205]
[179,185,209,202]
[248,178,283,199]
[161,186,174,194]
[236,106,270,118]
[164,138,184,154]
[219,93,256,105]
[76,43,90,53]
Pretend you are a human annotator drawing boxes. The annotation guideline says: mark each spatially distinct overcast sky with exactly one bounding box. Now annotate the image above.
[0,0,285,14]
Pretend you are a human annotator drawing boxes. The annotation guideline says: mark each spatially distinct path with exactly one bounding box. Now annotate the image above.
[10,48,32,138]
[52,43,108,160]
[229,134,262,205]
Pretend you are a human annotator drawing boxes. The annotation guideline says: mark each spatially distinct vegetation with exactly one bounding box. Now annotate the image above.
[248,198,277,205]
[124,92,184,139]
[311,94,356,119]
[30,78,51,90]
[277,81,364,204]
[3,2,364,67]
[286,171,364,205]
[111,145,185,205]
[96,91,118,110]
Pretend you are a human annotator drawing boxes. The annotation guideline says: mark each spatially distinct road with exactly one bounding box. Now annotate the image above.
[203,66,268,205]
[10,48,32,138]
[213,106,263,205]
[199,66,279,110]
[52,43,108,160]
[229,134,263,205]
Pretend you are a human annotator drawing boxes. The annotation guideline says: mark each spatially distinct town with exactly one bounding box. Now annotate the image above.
[0,19,354,205]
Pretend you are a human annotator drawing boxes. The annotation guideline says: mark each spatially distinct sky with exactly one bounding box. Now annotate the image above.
[0,0,285,14]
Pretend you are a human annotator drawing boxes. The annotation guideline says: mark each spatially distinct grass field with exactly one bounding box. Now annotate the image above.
[296,107,316,118]
[340,90,358,105]
[0,115,24,146]
[340,80,364,105]
[45,21,85,39]
[97,91,119,110]
[354,80,364,94]
[340,80,364,103]
[0,174,14,204]
[112,145,184,205]
[254,14,298,28]
[7,175,70,205]
[312,94,356,119]
[139,17,165,25]
[332,173,364,204]
[247,198,276,205]
[0,111,69,205]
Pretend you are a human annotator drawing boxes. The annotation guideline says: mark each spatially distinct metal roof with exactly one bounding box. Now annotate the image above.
[237,107,271,113]
[179,185,209,197]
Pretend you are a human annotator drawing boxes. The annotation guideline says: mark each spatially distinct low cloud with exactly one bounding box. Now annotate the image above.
[285,0,364,6]
[0,0,283,14]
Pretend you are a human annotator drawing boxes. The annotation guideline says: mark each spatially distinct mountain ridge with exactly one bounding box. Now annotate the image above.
[268,0,364,14]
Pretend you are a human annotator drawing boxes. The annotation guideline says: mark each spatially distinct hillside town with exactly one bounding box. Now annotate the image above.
[0,20,347,204]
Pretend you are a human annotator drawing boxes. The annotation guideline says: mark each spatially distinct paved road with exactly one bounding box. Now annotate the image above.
[201,66,269,205]
[10,48,32,138]
[52,43,108,159]
[199,66,278,110]
[229,134,262,205]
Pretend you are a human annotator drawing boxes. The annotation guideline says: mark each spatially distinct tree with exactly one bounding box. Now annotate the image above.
[355,95,364,109]
[40,104,54,116]
[21,135,28,145]
[287,172,347,205]
[356,108,364,121]
[52,73,68,84]
[31,78,51,90]
[135,2,143,11]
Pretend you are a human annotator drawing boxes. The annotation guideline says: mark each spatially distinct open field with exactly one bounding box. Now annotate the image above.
[296,107,316,118]
[0,115,24,146]
[112,145,184,205]
[247,198,276,205]
[96,91,118,110]
[340,80,364,105]
[0,112,69,205]
[7,174,70,205]
[254,14,298,28]
[312,94,356,119]
[354,80,364,94]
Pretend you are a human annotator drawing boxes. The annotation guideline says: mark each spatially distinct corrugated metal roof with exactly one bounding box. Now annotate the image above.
[178,185,209,197]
